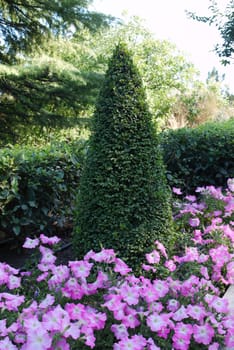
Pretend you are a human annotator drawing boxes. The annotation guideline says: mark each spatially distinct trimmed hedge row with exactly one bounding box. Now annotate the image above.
[161,118,234,193]
[0,140,86,240]
[0,119,233,240]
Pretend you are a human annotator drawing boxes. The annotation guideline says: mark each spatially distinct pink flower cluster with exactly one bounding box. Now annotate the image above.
[0,180,233,349]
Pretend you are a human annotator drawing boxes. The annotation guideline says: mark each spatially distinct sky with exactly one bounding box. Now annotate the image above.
[91,0,234,92]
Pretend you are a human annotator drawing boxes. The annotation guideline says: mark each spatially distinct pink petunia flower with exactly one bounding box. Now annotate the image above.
[0,319,7,337]
[7,275,21,290]
[155,241,168,258]
[40,234,60,245]
[122,308,140,329]
[200,266,209,280]
[227,178,234,192]
[172,334,190,350]
[209,296,229,313]
[193,323,215,345]
[0,337,18,350]
[209,245,231,267]
[39,294,55,309]
[187,304,207,322]
[114,335,146,350]
[147,337,161,350]
[50,264,70,283]
[164,259,176,272]
[225,330,234,348]
[23,329,52,350]
[147,313,168,332]
[114,258,132,275]
[52,338,70,350]
[142,285,161,303]
[172,305,188,322]
[153,279,169,298]
[146,250,160,264]
[189,217,200,227]
[208,342,220,350]
[173,187,182,195]
[167,299,180,312]
[23,237,39,249]
[42,305,70,332]
[111,324,129,340]
[36,271,49,282]
[119,283,139,305]
[84,331,96,348]
[69,260,93,279]
[173,322,193,340]
[185,195,196,202]
[84,249,116,263]
[142,264,157,272]
[0,293,25,311]
[39,246,57,265]
[0,264,9,285]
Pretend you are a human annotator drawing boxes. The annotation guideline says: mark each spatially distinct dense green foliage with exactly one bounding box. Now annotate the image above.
[161,118,234,192]
[73,43,175,270]
[188,0,234,65]
[0,140,86,240]
[1,15,230,146]
[0,40,101,145]
[0,0,112,64]
[0,1,114,145]
[91,17,200,125]
[1,117,233,242]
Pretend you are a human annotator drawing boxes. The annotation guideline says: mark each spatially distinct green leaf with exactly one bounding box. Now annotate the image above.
[13,226,21,235]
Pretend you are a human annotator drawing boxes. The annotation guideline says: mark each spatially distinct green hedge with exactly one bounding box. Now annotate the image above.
[0,140,86,240]
[1,118,233,241]
[161,119,234,193]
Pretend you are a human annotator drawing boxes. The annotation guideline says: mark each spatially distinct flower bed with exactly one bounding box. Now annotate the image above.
[0,180,233,349]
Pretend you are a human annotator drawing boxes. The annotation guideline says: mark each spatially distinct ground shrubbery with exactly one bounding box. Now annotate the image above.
[0,117,232,243]
[161,118,234,193]
[0,180,233,349]
[73,43,175,270]
[0,140,86,239]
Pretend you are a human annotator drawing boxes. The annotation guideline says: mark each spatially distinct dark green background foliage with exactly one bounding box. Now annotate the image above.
[0,0,115,145]
[0,59,100,146]
[161,119,234,193]
[73,43,174,269]
[0,140,85,239]
[0,0,112,64]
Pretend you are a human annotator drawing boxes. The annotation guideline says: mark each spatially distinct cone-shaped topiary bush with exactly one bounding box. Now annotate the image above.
[73,43,175,270]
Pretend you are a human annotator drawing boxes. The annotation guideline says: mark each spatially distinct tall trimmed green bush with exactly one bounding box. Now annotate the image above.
[73,43,174,270]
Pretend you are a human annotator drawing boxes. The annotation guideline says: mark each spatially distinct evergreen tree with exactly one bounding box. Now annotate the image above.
[73,43,175,270]
[0,2,113,145]
[0,0,112,64]
[0,40,102,145]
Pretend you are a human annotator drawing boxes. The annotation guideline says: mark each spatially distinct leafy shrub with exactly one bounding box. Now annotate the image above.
[73,43,175,271]
[161,119,234,192]
[0,140,86,239]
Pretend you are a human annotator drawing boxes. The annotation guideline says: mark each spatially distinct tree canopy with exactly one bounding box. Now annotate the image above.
[0,1,114,144]
[0,13,229,145]
[0,0,113,64]
[0,18,200,144]
[187,0,234,65]
[0,35,103,144]
[91,17,200,126]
